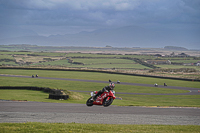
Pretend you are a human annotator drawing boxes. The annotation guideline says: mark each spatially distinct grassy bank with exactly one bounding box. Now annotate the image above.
[1,88,199,107]
[0,89,88,104]
[0,123,200,133]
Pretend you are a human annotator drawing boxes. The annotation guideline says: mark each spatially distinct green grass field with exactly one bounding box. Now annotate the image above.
[0,68,200,132]
[1,51,200,72]
[32,59,71,66]
[1,69,199,88]
[72,58,136,64]
[65,63,150,69]
[156,65,200,71]
[0,122,199,133]
[1,45,200,133]
[0,69,199,107]
[0,55,14,60]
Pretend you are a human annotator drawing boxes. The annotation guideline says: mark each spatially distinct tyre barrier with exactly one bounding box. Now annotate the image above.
[48,89,69,100]
[0,86,69,100]
[49,94,69,100]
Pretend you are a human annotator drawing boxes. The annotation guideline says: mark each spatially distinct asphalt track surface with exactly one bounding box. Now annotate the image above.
[0,74,200,125]
[0,101,200,125]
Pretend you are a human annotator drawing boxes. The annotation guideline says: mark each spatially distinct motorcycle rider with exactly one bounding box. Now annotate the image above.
[92,83,115,101]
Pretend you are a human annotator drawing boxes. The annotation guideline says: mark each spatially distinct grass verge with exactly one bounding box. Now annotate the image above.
[0,89,200,107]
[0,122,199,133]
[0,89,88,104]
[114,94,200,107]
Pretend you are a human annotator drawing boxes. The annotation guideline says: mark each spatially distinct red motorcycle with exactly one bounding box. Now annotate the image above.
[86,90,116,107]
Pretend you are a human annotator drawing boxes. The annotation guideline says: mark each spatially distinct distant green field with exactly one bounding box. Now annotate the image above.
[32,59,71,66]
[0,54,17,66]
[171,59,198,63]
[0,55,15,59]
[0,61,18,66]
[30,52,66,57]
[31,58,151,69]
[0,51,200,71]
[65,53,163,59]
[66,53,122,58]
[0,51,200,81]
[72,63,149,69]
[72,58,136,64]
[0,51,65,56]
[156,65,200,71]
[0,51,31,55]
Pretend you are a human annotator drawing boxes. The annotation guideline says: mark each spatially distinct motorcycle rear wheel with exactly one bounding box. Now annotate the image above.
[86,97,93,106]
[103,97,113,107]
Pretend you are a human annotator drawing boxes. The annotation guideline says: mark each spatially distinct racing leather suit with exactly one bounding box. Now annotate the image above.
[93,86,112,101]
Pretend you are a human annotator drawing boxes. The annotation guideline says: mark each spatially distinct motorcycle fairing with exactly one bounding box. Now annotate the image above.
[93,90,116,105]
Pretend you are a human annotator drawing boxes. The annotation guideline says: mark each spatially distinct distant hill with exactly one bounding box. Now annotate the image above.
[164,46,188,51]
[0,25,199,49]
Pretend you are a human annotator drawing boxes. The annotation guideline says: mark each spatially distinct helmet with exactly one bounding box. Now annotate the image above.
[109,83,115,90]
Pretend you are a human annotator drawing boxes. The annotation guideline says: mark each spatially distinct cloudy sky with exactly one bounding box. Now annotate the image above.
[0,0,199,48]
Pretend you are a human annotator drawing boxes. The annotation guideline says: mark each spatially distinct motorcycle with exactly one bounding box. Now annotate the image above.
[86,90,116,107]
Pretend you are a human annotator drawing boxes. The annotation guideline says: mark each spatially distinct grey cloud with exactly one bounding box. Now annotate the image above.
[0,0,199,36]
[1,0,199,25]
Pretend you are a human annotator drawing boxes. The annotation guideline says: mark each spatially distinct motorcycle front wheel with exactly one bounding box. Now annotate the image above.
[103,97,113,107]
[86,97,93,106]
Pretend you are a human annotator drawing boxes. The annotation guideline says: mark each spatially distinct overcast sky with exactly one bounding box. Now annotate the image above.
[0,0,200,37]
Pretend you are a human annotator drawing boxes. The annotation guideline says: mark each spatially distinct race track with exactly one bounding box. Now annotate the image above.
[0,101,200,125]
[0,74,200,125]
